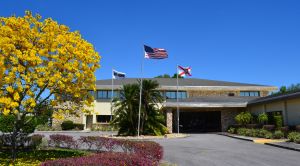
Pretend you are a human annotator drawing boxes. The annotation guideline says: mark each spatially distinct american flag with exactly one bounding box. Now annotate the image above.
[144,45,168,59]
[178,65,192,77]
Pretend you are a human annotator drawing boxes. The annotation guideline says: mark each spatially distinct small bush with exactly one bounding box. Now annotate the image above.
[263,125,275,131]
[295,137,300,144]
[258,113,268,124]
[235,112,252,125]
[288,132,300,143]
[61,120,74,130]
[264,132,273,139]
[131,141,163,162]
[273,130,284,139]
[227,127,236,134]
[257,129,271,138]
[273,115,283,128]
[237,128,247,136]
[30,134,44,149]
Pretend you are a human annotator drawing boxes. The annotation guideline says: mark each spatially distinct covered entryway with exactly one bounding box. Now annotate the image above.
[179,111,221,133]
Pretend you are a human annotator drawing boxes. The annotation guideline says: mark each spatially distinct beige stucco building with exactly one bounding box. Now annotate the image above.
[248,91,300,126]
[82,78,278,133]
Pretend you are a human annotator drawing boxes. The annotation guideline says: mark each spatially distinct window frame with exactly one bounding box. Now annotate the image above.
[240,91,260,97]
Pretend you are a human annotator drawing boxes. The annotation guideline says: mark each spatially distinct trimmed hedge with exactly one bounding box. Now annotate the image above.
[236,128,273,139]
[41,152,154,166]
[49,134,77,148]
[46,135,163,165]
[61,120,84,130]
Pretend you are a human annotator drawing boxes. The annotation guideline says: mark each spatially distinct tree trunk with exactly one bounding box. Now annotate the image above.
[11,125,18,162]
[11,115,20,163]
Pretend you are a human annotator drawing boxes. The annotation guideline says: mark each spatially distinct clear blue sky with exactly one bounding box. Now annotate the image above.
[1,0,300,88]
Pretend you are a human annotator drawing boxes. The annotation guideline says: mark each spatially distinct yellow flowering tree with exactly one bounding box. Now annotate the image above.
[0,11,100,160]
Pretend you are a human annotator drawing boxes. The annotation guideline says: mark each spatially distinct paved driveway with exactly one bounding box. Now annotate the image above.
[154,134,300,166]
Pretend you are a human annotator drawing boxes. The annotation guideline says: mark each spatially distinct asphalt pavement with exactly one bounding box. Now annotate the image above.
[153,133,300,166]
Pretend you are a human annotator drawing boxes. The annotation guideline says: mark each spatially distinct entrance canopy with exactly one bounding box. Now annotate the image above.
[163,96,257,108]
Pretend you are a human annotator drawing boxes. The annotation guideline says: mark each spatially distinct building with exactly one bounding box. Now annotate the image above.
[248,90,300,127]
[82,78,277,133]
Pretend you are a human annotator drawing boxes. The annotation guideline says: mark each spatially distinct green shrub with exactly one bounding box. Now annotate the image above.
[257,129,270,138]
[264,132,273,139]
[36,124,55,131]
[61,120,75,130]
[235,112,252,125]
[0,115,38,133]
[258,113,268,124]
[227,127,236,134]
[273,130,284,139]
[30,134,44,149]
[237,128,247,136]
[273,115,283,128]
[0,115,14,132]
[295,137,300,144]
[288,132,300,143]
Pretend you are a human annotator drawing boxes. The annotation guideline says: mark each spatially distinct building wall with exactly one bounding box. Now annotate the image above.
[221,108,243,131]
[249,104,265,115]
[249,97,300,126]
[94,101,112,115]
[286,98,300,126]
[265,101,284,113]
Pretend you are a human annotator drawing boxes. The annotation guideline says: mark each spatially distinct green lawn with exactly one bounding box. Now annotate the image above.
[0,149,90,166]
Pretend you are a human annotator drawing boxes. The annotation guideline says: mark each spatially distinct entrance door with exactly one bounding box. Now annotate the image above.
[86,115,93,129]
[179,111,221,133]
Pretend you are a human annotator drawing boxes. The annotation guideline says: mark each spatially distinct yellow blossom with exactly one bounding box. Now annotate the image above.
[13,92,20,101]
[6,86,14,93]
[0,11,100,118]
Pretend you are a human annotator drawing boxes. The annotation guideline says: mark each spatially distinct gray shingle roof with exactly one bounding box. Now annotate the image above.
[96,78,269,87]
[248,90,300,105]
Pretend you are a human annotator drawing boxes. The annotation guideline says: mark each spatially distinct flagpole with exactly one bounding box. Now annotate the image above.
[138,46,144,137]
[110,68,114,136]
[176,65,180,134]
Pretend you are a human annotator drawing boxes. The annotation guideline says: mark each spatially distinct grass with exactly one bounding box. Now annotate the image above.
[0,148,90,166]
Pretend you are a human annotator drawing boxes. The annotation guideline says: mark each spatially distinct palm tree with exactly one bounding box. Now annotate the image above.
[112,84,140,135]
[112,79,167,136]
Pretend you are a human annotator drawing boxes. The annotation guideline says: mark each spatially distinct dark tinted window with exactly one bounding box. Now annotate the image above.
[96,115,111,123]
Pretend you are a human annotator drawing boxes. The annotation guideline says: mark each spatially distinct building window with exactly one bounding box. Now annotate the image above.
[96,90,120,99]
[165,91,187,99]
[228,93,235,96]
[96,115,111,123]
[240,91,260,97]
